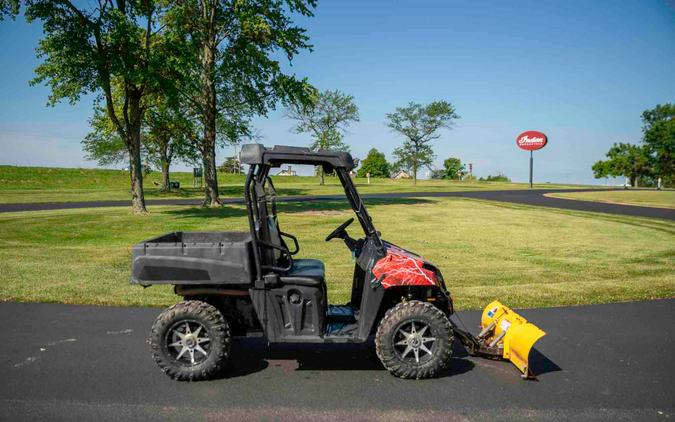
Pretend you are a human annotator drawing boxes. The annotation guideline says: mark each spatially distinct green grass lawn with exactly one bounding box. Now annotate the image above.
[1,197,672,310]
[547,190,675,209]
[0,165,594,204]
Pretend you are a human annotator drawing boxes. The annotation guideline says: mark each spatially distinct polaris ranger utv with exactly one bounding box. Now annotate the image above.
[131,144,545,381]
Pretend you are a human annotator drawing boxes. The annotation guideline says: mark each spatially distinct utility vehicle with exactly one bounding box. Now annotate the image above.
[131,144,545,381]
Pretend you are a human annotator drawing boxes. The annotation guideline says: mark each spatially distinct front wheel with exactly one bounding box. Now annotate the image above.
[150,300,231,381]
[375,300,453,379]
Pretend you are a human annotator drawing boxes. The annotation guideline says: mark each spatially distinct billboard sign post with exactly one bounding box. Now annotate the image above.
[516,131,548,188]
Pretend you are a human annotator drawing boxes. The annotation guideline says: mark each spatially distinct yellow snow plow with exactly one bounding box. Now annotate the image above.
[451,300,546,379]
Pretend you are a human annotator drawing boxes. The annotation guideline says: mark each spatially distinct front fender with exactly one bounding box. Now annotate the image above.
[371,243,438,289]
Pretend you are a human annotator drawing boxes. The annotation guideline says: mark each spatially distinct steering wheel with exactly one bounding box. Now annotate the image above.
[325,218,354,242]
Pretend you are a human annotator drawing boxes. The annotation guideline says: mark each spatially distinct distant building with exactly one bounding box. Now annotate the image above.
[276,165,297,176]
[392,170,412,179]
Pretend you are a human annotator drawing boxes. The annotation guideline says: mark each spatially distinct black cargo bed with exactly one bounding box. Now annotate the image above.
[130,231,253,286]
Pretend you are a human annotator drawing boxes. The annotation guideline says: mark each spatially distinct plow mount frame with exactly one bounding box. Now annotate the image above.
[451,323,538,380]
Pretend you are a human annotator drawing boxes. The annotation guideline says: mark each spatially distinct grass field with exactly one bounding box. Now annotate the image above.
[0,165,593,204]
[1,197,672,310]
[547,190,675,209]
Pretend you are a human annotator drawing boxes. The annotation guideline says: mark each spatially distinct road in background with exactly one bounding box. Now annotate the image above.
[1,188,674,220]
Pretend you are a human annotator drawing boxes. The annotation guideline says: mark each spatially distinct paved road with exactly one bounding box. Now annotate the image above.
[1,188,674,220]
[1,300,673,421]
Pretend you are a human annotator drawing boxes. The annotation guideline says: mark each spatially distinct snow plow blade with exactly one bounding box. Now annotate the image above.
[451,300,547,379]
[478,300,546,378]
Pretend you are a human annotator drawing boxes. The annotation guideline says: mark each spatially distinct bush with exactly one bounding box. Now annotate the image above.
[479,173,511,182]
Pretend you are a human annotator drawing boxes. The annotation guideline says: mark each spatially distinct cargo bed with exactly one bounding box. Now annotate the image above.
[131,231,253,286]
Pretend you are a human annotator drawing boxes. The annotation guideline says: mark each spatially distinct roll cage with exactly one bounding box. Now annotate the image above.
[241,144,384,282]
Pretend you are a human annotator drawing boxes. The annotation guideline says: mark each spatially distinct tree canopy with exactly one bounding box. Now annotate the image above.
[219,156,242,174]
[167,0,317,205]
[82,104,128,167]
[592,143,652,187]
[386,101,459,184]
[2,0,318,210]
[287,89,360,184]
[357,148,390,178]
[593,103,674,187]
[641,103,674,185]
[441,157,466,180]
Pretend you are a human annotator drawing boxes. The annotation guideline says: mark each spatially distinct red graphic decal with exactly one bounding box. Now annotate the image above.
[372,249,437,289]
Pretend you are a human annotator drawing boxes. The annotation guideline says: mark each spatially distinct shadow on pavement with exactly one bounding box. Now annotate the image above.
[218,337,475,379]
[529,348,562,377]
[451,337,560,379]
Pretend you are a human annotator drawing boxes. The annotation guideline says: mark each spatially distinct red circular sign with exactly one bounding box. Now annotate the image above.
[516,131,548,151]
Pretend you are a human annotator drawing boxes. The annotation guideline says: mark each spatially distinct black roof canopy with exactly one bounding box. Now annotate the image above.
[240,144,355,171]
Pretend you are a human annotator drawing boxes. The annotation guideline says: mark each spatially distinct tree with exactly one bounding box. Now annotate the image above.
[167,0,316,206]
[357,148,390,178]
[441,157,466,180]
[592,143,652,187]
[592,104,674,188]
[3,0,177,214]
[391,145,422,175]
[83,92,198,192]
[429,169,444,179]
[641,103,675,186]
[144,99,199,191]
[82,106,129,167]
[386,101,459,185]
[219,156,241,174]
[287,90,360,185]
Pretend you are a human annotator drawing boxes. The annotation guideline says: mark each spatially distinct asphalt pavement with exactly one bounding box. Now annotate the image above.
[2,299,673,421]
[1,188,674,220]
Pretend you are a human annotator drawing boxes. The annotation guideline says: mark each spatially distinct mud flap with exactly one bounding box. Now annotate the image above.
[479,300,546,378]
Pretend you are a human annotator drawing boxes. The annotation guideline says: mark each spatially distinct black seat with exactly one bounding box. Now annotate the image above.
[280,259,325,287]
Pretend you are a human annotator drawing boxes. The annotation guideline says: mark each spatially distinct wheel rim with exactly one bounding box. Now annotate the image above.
[165,320,211,366]
[392,320,437,364]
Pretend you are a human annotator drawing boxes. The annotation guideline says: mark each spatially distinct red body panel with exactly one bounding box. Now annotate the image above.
[372,244,437,289]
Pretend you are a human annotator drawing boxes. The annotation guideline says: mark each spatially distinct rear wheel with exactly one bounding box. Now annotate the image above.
[150,300,231,381]
[375,300,453,379]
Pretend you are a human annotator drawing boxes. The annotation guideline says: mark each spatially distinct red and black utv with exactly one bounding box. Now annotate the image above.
[131,144,545,381]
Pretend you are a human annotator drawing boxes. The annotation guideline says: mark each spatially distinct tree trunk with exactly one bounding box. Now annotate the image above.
[161,160,170,191]
[319,166,324,185]
[160,141,171,191]
[101,82,147,214]
[128,96,147,215]
[202,145,220,206]
[128,132,147,214]
[201,40,220,207]
[412,161,418,186]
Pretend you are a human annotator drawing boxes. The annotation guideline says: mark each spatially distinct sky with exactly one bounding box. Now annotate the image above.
[1,0,674,184]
